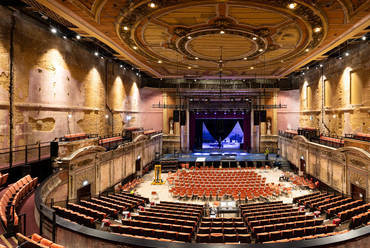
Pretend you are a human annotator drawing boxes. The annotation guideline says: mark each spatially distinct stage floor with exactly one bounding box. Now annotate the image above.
[161,150,280,163]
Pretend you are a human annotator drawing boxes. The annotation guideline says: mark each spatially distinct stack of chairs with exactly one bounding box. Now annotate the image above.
[53,205,95,228]
[0,175,38,228]
[111,202,203,242]
[171,168,279,202]
[0,173,8,187]
[263,230,349,244]
[17,233,64,248]
[196,217,251,243]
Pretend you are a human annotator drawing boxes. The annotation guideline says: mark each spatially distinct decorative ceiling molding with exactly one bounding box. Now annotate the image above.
[67,0,108,24]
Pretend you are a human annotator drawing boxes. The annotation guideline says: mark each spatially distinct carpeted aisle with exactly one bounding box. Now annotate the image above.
[18,193,39,236]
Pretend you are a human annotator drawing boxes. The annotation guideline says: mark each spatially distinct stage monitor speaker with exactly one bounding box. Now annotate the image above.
[254,111,260,125]
[173,110,179,122]
[50,141,59,158]
[260,110,267,122]
[180,110,186,126]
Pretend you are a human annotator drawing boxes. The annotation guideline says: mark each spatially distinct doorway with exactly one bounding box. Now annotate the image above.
[300,157,306,174]
[135,157,141,173]
[77,184,91,202]
[351,183,366,201]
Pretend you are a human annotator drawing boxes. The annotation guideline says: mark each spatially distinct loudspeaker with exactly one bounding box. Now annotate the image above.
[173,110,179,122]
[260,110,267,122]
[253,111,260,125]
[50,141,59,158]
[180,110,186,126]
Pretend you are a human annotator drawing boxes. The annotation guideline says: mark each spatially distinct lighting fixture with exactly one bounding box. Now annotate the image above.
[76,35,81,40]
[258,48,263,52]
[158,60,162,64]
[68,114,72,118]
[94,52,99,56]
[195,57,199,60]
[319,64,323,67]
[100,56,104,60]
[51,27,57,34]
[288,2,297,9]
[63,36,67,39]
[187,36,192,40]
[305,48,310,52]
[149,2,156,8]
[344,52,349,57]
[105,114,109,119]
[250,66,254,69]
[123,26,129,31]
[338,56,343,60]
[306,66,309,70]
[313,27,322,33]
[220,30,225,34]
[188,66,192,69]
[133,46,138,50]
[361,35,366,40]
[252,37,257,40]
[120,65,123,68]
[302,72,305,75]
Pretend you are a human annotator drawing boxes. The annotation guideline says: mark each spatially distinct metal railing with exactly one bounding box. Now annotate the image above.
[0,141,51,170]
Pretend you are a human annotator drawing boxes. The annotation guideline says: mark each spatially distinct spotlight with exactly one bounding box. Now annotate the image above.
[319,64,323,67]
[187,36,192,40]
[305,48,310,52]
[243,57,247,60]
[252,37,257,40]
[105,114,109,119]
[68,114,72,119]
[313,27,322,33]
[51,27,57,34]
[258,48,264,52]
[76,35,81,40]
[188,66,192,69]
[250,66,254,69]
[100,56,104,60]
[302,72,305,75]
[288,2,297,9]
[120,65,123,68]
[338,56,343,60]
[94,51,99,56]
[306,66,309,70]
[123,26,129,31]
[133,46,138,50]
[149,2,156,8]
[63,36,67,39]
[158,60,162,63]
[220,30,225,34]
[195,57,199,60]
[345,52,349,57]
[361,35,366,41]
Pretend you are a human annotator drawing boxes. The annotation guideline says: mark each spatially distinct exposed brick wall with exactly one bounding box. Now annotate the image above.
[0,6,163,149]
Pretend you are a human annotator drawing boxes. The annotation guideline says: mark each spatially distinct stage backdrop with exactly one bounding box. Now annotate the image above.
[190,111,251,151]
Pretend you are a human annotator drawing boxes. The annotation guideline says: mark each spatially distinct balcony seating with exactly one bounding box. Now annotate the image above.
[0,173,9,187]
[293,192,320,204]
[16,233,65,248]
[99,136,123,150]
[116,191,149,204]
[89,198,128,212]
[250,215,317,232]
[53,205,95,228]
[345,133,370,142]
[348,209,370,229]
[79,200,118,218]
[132,214,197,228]
[62,133,88,142]
[263,230,349,243]
[322,199,362,217]
[0,174,38,227]
[256,224,336,242]
[100,195,141,210]
[67,203,106,220]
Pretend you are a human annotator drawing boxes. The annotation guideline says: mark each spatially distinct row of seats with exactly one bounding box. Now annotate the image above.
[16,233,64,248]
[196,233,251,243]
[121,219,194,233]
[159,201,204,210]
[326,200,363,216]
[67,203,106,220]
[338,203,370,222]
[0,173,8,187]
[240,201,283,208]
[256,224,336,242]
[317,197,352,212]
[0,174,37,227]
[298,193,330,206]
[98,196,136,211]
[111,224,191,242]
[250,213,315,229]
[245,210,304,223]
[263,230,349,243]
[198,226,249,234]
[62,132,88,142]
[99,136,124,150]
[349,211,370,229]
[142,207,200,218]
[132,214,197,227]
[111,193,146,207]
[202,217,243,222]
[138,210,199,222]
[118,191,149,204]
[53,205,95,228]
[242,206,296,218]
[302,194,334,208]
[150,204,202,214]
[118,179,143,192]
[80,200,118,218]
[252,218,324,234]
[293,191,321,204]
[310,195,343,209]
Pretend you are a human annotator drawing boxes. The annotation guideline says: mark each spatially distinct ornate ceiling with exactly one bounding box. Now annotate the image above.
[28,0,370,79]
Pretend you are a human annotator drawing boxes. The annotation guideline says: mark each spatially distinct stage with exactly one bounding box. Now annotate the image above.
[161,150,281,165]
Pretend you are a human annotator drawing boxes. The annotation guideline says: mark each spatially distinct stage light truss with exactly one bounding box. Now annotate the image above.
[152,102,287,111]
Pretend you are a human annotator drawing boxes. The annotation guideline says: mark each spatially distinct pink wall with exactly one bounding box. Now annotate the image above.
[277,90,300,131]
[138,87,163,131]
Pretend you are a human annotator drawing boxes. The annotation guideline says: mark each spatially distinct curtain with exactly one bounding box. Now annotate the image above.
[203,119,238,143]
[195,119,203,149]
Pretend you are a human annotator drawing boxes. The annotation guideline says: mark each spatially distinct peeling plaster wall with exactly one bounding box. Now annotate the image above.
[0,6,163,149]
[277,89,300,131]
